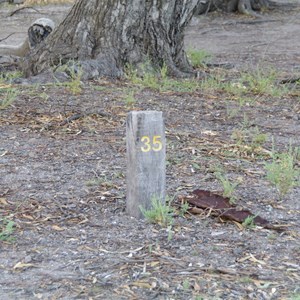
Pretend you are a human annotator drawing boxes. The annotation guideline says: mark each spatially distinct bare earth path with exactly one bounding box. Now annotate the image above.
[0,2,300,300]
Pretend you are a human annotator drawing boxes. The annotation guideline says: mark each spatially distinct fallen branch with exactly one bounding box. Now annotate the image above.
[0,33,15,43]
[59,110,111,126]
[8,6,43,17]
[280,77,300,84]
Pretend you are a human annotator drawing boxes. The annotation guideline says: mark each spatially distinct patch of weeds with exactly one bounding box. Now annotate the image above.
[160,62,168,80]
[215,172,239,204]
[200,72,225,93]
[86,174,114,188]
[267,233,277,240]
[223,80,248,100]
[212,245,219,251]
[57,62,83,94]
[0,88,18,110]
[0,71,23,83]
[199,69,253,101]
[113,171,125,179]
[182,279,190,290]
[231,123,268,156]
[231,128,247,146]
[187,48,212,68]
[167,225,173,241]
[179,202,190,217]
[220,68,289,103]
[239,113,254,129]
[166,155,185,167]
[148,244,153,254]
[250,127,268,148]
[241,68,288,97]
[140,196,174,227]
[124,63,140,84]
[289,293,300,300]
[125,61,160,90]
[141,71,160,90]
[66,66,83,94]
[93,86,107,91]
[239,276,253,283]
[164,78,200,93]
[125,61,201,93]
[225,102,242,119]
[123,88,138,107]
[0,218,15,242]
[39,92,50,101]
[191,162,201,171]
[265,145,299,200]
[242,214,257,229]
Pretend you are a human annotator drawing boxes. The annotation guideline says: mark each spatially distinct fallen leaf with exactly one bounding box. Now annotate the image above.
[185,189,284,230]
[249,253,267,265]
[13,262,35,270]
[193,281,201,291]
[237,255,252,263]
[0,151,8,157]
[52,225,65,231]
[22,214,34,220]
[201,130,218,136]
[131,281,152,289]
[149,261,160,267]
[0,198,9,206]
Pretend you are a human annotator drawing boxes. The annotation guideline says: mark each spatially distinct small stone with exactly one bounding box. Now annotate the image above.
[24,255,32,263]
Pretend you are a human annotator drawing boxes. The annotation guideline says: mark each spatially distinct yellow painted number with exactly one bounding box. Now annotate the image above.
[141,135,163,152]
[141,136,151,152]
[152,135,163,152]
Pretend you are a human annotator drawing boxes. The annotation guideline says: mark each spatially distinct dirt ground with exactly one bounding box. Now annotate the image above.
[0,2,300,300]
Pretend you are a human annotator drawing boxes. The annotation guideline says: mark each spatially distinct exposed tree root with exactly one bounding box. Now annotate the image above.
[238,0,262,17]
[195,0,275,17]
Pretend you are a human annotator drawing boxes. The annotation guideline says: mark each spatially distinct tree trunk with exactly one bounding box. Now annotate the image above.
[23,0,199,79]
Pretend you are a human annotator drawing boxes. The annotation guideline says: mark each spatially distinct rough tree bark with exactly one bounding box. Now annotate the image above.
[23,0,200,79]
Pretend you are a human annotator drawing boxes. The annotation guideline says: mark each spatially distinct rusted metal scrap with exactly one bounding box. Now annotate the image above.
[186,189,284,230]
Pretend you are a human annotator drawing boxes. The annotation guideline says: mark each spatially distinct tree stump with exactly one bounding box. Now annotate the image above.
[126,111,166,219]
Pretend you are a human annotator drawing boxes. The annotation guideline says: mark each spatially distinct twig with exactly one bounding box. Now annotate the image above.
[59,110,111,126]
[280,77,300,84]
[59,113,84,126]
[9,6,43,17]
[174,267,259,278]
[224,19,279,25]
[0,33,15,43]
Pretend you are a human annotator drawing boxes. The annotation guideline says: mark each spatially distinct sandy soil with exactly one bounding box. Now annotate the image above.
[0,2,300,300]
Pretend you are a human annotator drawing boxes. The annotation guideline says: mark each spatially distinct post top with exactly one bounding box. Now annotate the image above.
[129,111,163,115]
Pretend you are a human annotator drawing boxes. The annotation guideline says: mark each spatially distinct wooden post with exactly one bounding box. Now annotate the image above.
[126,111,166,219]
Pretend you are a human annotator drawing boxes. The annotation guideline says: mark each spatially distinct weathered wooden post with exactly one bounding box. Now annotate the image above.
[126,111,166,219]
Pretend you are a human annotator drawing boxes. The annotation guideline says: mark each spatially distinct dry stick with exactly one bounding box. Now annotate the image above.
[8,6,43,17]
[0,33,15,43]
[225,19,278,25]
[280,77,300,84]
[173,267,260,278]
[41,110,111,130]
[59,110,111,126]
